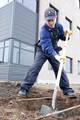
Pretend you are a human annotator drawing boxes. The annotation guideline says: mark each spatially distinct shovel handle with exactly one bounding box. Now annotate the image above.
[52,33,70,110]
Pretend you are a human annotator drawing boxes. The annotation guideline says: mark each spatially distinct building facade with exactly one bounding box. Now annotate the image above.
[0,0,37,81]
[37,0,80,85]
[0,0,80,85]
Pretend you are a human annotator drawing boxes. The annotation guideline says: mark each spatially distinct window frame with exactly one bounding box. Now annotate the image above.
[0,40,9,64]
[12,40,34,66]
[65,17,72,30]
[65,56,73,73]
[78,60,80,75]
[78,0,80,9]
[77,26,80,40]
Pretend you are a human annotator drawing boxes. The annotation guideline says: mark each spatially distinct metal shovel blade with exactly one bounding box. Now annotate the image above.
[40,105,53,115]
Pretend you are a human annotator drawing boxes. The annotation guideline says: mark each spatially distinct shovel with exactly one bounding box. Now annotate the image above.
[40,32,72,115]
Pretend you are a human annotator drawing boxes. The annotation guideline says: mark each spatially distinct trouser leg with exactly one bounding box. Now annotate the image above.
[48,57,74,94]
[20,49,47,92]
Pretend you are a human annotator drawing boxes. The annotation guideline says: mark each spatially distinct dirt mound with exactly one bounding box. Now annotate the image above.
[0,82,80,120]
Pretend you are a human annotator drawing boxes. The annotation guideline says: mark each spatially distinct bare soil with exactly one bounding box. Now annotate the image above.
[0,82,80,120]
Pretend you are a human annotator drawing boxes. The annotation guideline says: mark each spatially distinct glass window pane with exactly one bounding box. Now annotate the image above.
[4,47,9,62]
[13,47,19,64]
[65,57,72,73]
[0,48,3,62]
[5,40,9,47]
[78,61,80,74]
[64,18,72,30]
[14,41,19,47]
[20,50,34,66]
[23,0,36,13]
[0,0,8,8]
[21,43,34,51]
[77,28,80,40]
[0,42,4,48]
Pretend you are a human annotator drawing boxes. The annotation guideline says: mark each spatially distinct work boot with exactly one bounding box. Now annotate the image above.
[64,92,77,98]
[18,89,27,97]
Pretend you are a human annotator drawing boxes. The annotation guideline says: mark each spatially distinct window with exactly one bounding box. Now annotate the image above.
[79,0,80,8]
[20,50,34,66]
[49,4,59,22]
[4,47,9,62]
[0,48,4,62]
[13,47,19,64]
[20,43,34,66]
[4,41,9,62]
[65,57,73,73]
[77,27,80,40]
[78,60,80,74]
[13,41,20,64]
[13,40,34,66]
[76,0,80,9]
[0,40,9,63]
[65,17,72,30]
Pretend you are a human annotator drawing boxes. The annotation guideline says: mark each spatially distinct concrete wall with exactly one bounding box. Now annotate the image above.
[37,0,80,84]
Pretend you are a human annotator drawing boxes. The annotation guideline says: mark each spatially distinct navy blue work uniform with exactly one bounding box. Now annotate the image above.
[20,23,74,95]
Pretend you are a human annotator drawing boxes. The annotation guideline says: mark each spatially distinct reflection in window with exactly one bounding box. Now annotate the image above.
[4,47,9,62]
[0,42,4,48]
[20,50,34,66]
[65,57,73,73]
[0,49,3,62]
[5,40,9,46]
[20,42,34,65]
[13,40,34,65]
[13,47,19,64]
[21,43,34,52]
[14,41,19,47]
[0,40,9,63]
[0,42,4,62]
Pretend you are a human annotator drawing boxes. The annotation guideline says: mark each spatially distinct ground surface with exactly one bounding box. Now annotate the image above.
[0,82,80,120]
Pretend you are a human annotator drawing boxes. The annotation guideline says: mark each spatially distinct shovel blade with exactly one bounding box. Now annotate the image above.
[40,105,53,115]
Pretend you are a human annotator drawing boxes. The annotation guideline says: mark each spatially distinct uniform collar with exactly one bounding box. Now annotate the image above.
[44,23,56,31]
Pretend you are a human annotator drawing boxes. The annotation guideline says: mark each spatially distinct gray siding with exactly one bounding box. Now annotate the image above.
[0,3,13,40]
[0,64,9,80]
[12,2,37,45]
[8,64,29,81]
[0,1,37,81]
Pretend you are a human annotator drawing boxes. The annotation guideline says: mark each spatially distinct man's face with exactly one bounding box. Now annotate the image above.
[47,18,56,28]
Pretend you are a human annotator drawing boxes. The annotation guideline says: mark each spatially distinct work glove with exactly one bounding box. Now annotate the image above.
[55,55,66,64]
[64,30,73,38]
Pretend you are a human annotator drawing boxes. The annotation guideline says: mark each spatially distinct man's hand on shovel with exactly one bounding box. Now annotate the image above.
[55,55,66,64]
[64,30,73,38]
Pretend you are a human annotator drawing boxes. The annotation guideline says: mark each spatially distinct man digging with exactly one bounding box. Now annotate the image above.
[18,7,76,98]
